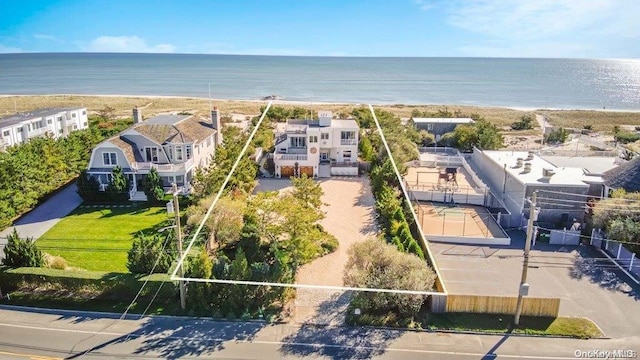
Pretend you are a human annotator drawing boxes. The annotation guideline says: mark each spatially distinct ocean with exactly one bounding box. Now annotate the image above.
[1,53,639,110]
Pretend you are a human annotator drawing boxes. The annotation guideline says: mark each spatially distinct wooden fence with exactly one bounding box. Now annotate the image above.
[446,295,560,317]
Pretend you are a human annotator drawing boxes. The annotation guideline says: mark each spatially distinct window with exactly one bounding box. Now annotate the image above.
[103,152,117,165]
[290,137,306,147]
[72,113,77,118]
[343,150,352,160]
[57,116,63,122]
[47,119,52,125]
[167,147,174,161]
[309,135,318,143]
[59,129,63,134]
[145,147,159,162]
[341,131,356,140]
[176,146,183,161]
[82,110,87,115]
[17,127,22,132]
[320,152,329,161]
[321,133,329,140]
[186,145,192,159]
[427,123,433,131]
[73,124,77,130]
[83,122,88,127]
[2,130,9,137]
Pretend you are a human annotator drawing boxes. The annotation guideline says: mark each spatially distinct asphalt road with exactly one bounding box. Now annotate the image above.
[0,306,638,359]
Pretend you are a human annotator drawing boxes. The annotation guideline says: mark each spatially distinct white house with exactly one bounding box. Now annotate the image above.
[86,107,221,201]
[273,111,359,178]
[0,107,89,149]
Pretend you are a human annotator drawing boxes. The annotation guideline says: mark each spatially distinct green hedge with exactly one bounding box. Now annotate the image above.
[0,267,176,300]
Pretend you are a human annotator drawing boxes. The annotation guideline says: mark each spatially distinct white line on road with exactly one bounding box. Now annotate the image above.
[0,322,580,359]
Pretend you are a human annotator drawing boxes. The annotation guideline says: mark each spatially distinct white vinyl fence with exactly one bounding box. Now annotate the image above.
[591,229,639,281]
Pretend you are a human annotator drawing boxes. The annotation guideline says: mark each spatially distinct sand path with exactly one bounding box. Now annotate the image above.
[293,178,377,325]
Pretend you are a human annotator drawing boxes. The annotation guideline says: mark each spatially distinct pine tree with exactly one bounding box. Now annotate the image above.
[143,168,165,203]
[2,228,43,267]
[107,166,129,202]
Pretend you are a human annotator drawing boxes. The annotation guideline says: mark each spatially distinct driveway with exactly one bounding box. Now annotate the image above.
[430,230,640,338]
[0,183,82,250]
[255,177,378,325]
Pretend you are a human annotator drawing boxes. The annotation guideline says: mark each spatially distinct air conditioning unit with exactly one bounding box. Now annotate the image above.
[542,168,556,178]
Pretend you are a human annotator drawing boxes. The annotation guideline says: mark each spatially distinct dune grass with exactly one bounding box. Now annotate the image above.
[37,205,171,272]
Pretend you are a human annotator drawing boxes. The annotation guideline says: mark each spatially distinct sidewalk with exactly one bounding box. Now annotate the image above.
[0,183,82,245]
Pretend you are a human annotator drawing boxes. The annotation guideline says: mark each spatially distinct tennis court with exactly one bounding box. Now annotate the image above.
[416,202,508,239]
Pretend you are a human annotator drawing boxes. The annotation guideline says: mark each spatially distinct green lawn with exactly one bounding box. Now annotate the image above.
[38,205,171,272]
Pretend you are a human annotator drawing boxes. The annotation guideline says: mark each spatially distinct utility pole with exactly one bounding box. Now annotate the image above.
[172,183,186,311]
[514,191,537,326]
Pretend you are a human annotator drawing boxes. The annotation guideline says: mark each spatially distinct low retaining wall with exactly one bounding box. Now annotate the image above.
[330,167,358,176]
[446,294,560,317]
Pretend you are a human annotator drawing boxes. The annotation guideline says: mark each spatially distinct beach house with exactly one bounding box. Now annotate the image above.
[86,107,220,201]
[412,117,474,140]
[273,111,359,178]
[470,149,621,227]
[0,107,88,149]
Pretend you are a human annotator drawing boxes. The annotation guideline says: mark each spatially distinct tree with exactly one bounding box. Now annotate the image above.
[107,166,129,202]
[187,195,246,250]
[98,105,116,121]
[186,248,213,313]
[417,130,435,147]
[343,238,436,318]
[359,135,375,162]
[453,118,503,151]
[592,190,640,254]
[545,127,569,144]
[143,168,165,203]
[291,174,324,210]
[126,231,173,274]
[76,169,100,201]
[511,115,534,130]
[2,228,43,267]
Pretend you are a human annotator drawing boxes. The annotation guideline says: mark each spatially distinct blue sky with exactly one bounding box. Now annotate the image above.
[1,0,638,58]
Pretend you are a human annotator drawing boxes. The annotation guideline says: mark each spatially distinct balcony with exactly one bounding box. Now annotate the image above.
[331,161,358,168]
[274,154,308,161]
[132,158,194,173]
[340,139,357,146]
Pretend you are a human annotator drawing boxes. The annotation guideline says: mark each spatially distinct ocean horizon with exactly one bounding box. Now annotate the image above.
[1,53,639,110]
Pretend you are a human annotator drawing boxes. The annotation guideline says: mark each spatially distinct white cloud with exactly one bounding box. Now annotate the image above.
[0,44,22,53]
[33,33,64,43]
[83,36,176,53]
[413,0,435,11]
[440,0,639,57]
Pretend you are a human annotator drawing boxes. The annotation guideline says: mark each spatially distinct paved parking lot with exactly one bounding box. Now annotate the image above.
[430,230,640,338]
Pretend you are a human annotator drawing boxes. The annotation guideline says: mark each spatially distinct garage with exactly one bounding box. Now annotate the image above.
[300,166,314,177]
[280,166,295,177]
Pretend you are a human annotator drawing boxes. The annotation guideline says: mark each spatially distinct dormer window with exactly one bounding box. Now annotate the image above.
[145,147,159,162]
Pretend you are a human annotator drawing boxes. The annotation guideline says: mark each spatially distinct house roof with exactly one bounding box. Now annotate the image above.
[132,114,215,145]
[106,137,143,166]
[412,117,474,124]
[0,107,85,128]
[603,157,640,192]
[540,156,620,175]
[481,150,589,187]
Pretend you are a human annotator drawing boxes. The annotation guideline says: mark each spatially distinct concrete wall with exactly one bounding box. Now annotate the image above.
[525,185,588,224]
[330,166,358,176]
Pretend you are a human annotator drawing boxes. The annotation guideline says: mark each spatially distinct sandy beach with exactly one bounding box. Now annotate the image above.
[1,94,639,132]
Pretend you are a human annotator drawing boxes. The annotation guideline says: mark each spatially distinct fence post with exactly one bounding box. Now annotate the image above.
[630,254,635,271]
[605,240,609,251]
[616,243,622,259]
[562,228,567,245]
[590,228,595,246]
[462,213,466,236]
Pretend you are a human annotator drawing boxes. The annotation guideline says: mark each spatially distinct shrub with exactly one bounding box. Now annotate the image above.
[44,253,68,270]
[143,168,165,203]
[614,131,640,144]
[106,166,129,202]
[545,127,570,144]
[127,231,173,274]
[511,115,534,130]
[2,229,43,268]
[76,170,100,201]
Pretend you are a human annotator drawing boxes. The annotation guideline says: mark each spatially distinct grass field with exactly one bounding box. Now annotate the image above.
[38,205,171,272]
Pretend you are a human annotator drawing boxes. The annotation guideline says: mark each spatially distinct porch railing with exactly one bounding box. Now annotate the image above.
[340,139,357,146]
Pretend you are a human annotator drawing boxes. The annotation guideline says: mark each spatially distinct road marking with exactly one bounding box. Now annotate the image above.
[0,322,579,359]
[0,350,62,360]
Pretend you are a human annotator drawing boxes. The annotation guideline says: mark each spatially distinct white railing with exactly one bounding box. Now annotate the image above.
[274,154,308,161]
[28,127,49,136]
[129,188,137,200]
[132,158,193,172]
[331,161,358,167]
[341,139,357,145]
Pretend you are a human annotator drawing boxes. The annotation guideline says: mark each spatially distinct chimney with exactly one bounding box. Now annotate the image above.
[211,106,223,145]
[133,107,142,124]
[523,162,532,173]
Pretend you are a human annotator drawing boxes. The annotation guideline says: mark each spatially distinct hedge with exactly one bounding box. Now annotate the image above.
[0,267,176,300]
